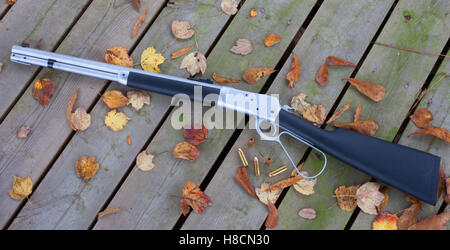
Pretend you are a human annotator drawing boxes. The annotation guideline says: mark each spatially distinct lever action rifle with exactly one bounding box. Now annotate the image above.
[10,45,440,205]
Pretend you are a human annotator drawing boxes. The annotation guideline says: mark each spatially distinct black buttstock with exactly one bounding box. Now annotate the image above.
[278,109,440,205]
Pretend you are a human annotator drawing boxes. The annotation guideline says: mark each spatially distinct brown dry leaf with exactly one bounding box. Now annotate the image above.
[438,168,447,199]
[298,208,316,220]
[32,78,54,106]
[326,102,352,124]
[8,176,32,200]
[409,126,450,142]
[243,67,276,84]
[67,89,79,130]
[291,93,311,114]
[17,126,32,139]
[71,108,91,131]
[97,208,120,219]
[410,108,433,128]
[180,180,211,215]
[6,0,16,5]
[211,72,240,84]
[302,104,326,126]
[173,141,200,162]
[346,78,385,102]
[105,46,133,67]
[354,104,362,122]
[136,151,155,171]
[293,171,317,196]
[104,109,131,132]
[234,166,257,197]
[376,186,389,213]
[266,176,303,192]
[264,34,281,47]
[184,124,208,146]
[445,177,450,204]
[171,45,194,59]
[221,0,238,15]
[75,156,99,180]
[103,90,129,109]
[408,211,450,230]
[286,54,300,88]
[127,90,150,111]
[356,182,385,215]
[372,212,399,230]
[230,38,253,56]
[256,183,282,205]
[335,185,358,212]
[141,46,165,73]
[326,56,355,66]
[265,201,278,229]
[180,51,207,76]
[315,62,329,86]
[398,196,422,230]
[133,0,140,11]
[132,7,147,38]
[171,20,195,39]
[0,62,3,73]
[334,120,379,137]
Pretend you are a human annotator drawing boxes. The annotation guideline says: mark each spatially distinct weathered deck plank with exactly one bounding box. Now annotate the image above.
[276,0,450,230]
[1,0,167,229]
[0,0,91,119]
[8,0,239,230]
[181,0,396,230]
[350,56,449,230]
[93,0,317,230]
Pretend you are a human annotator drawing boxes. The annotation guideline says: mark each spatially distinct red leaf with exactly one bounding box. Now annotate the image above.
[184,124,208,146]
[265,201,278,229]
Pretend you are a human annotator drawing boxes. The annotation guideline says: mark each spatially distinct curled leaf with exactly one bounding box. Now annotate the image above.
[104,109,131,131]
[409,126,450,142]
[326,102,352,124]
[183,124,208,146]
[132,8,147,38]
[171,45,194,59]
[266,176,303,192]
[103,90,129,109]
[230,38,253,56]
[171,20,195,39]
[265,201,278,229]
[302,104,326,126]
[298,208,316,220]
[334,120,379,136]
[32,78,54,106]
[356,182,385,215]
[286,54,300,88]
[127,90,150,111]
[173,142,200,162]
[67,89,79,130]
[221,0,238,15]
[98,208,120,219]
[398,196,422,230]
[346,78,385,102]
[234,166,257,197]
[180,51,207,76]
[180,180,211,215]
[71,108,91,131]
[243,67,276,84]
[372,212,399,230]
[293,171,316,196]
[17,126,32,139]
[315,62,329,86]
[256,183,281,205]
[8,176,33,200]
[105,46,133,67]
[376,186,389,213]
[445,177,450,204]
[326,56,355,66]
[354,104,362,122]
[75,156,99,180]
[409,108,433,128]
[335,185,358,212]
[264,34,281,47]
[6,0,16,5]
[291,93,311,114]
[211,72,240,84]
[133,0,140,11]
[408,211,450,230]
[141,46,165,73]
[136,151,155,171]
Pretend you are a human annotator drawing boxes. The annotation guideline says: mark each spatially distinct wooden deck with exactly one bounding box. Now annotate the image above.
[0,0,448,230]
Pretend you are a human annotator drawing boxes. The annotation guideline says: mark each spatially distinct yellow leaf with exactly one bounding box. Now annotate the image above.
[8,176,33,200]
[102,90,129,109]
[104,109,131,132]
[75,156,100,180]
[105,46,133,67]
[141,47,165,73]
[372,212,399,230]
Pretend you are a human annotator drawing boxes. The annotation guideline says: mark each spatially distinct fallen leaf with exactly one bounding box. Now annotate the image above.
[293,171,317,196]
[286,54,300,88]
[377,186,389,213]
[171,45,194,59]
[438,168,446,199]
[171,20,195,39]
[173,141,200,162]
[36,38,43,49]
[127,136,131,145]
[97,208,120,219]
[180,51,207,76]
[127,90,150,111]
[103,90,129,109]
[410,108,433,128]
[445,178,450,204]
[326,56,355,67]
[408,211,450,230]
[234,166,257,197]
[136,150,155,171]
[71,108,91,131]
[326,102,352,124]
[372,212,399,230]
[221,0,238,15]
[141,46,165,73]
[346,78,385,102]
[75,156,99,180]
[180,180,211,215]
[290,93,311,114]
[302,104,326,126]
[184,124,208,146]
[315,62,329,86]
[243,67,276,84]
[298,208,316,220]
[256,183,281,205]
[354,104,362,122]
[264,34,281,47]
[211,72,240,84]
[0,62,3,73]
[356,182,385,215]
[132,7,147,38]
[67,89,79,130]
[266,176,303,192]
[334,120,379,136]
[105,46,133,67]
[133,0,140,11]
[398,196,422,230]
[32,78,54,106]
[8,176,32,200]
[6,0,16,5]
[250,9,257,17]
[230,38,253,56]
[409,126,450,142]
[335,185,358,212]
[104,109,131,132]
[17,126,32,139]
[265,201,278,229]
